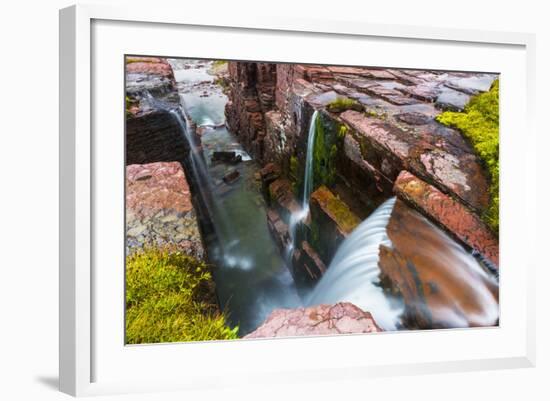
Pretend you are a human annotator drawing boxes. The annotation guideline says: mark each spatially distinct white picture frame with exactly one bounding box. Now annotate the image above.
[59,3,536,397]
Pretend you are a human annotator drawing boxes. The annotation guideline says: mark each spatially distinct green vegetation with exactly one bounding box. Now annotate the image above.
[436,80,500,233]
[327,97,363,113]
[125,56,155,64]
[125,95,137,116]
[211,60,228,68]
[126,247,238,344]
[337,124,348,140]
[289,155,300,195]
[209,60,228,77]
[312,113,342,189]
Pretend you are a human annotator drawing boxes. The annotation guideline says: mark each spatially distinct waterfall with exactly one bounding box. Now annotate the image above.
[286,110,319,264]
[143,91,231,240]
[301,110,319,215]
[306,197,403,330]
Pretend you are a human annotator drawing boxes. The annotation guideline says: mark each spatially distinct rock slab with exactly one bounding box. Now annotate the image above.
[126,162,204,258]
[245,302,382,338]
[394,170,499,267]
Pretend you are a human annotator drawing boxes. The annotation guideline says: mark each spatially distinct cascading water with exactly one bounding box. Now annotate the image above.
[306,196,499,330]
[306,197,403,330]
[144,91,231,240]
[286,110,319,263]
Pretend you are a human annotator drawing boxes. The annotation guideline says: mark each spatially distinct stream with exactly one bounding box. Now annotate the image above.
[168,59,302,335]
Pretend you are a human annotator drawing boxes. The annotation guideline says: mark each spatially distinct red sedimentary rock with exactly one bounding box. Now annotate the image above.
[393,170,499,267]
[245,302,382,338]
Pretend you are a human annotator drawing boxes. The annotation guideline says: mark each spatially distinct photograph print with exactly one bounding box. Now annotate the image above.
[124,56,499,344]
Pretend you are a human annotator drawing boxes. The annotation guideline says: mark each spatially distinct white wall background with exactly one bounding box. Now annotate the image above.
[0,0,547,399]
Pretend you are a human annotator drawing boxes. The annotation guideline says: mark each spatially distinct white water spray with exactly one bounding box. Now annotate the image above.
[286,110,319,264]
[306,197,403,330]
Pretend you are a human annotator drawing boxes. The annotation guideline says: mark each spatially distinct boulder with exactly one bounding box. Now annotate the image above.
[244,302,382,338]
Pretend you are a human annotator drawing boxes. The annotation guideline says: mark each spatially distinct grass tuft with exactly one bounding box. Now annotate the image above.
[126,247,238,344]
[436,80,499,233]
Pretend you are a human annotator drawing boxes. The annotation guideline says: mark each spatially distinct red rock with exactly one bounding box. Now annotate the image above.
[379,200,499,329]
[340,110,412,162]
[126,162,194,217]
[244,302,382,338]
[340,110,489,211]
[393,170,499,266]
[268,178,301,218]
[266,208,289,251]
[298,241,327,281]
[126,60,174,79]
[398,85,441,102]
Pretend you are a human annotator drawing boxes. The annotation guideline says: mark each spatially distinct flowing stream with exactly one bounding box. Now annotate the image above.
[146,59,498,335]
[166,59,301,335]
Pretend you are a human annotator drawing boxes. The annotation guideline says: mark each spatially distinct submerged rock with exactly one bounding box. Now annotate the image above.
[212,151,242,164]
[244,302,382,339]
[379,200,499,329]
[222,169,240,184]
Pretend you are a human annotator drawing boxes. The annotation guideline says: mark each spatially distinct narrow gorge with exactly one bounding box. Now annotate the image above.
[125,56,500,342]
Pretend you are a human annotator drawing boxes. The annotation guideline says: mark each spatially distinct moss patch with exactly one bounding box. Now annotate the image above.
[312,113,342,190]
[436,80,499,233]
[312,186,360,234]
[125,95,138,117]
[327,97,363,113]
[126,247,238,344]
[289,155,300,195]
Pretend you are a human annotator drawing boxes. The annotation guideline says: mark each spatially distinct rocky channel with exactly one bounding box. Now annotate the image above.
[126,56,500,339]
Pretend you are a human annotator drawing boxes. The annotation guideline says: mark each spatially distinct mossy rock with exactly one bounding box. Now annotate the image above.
[311,186,360,235]
[326,97,364,114]
[436,79,499,234]
[312,112,344,190]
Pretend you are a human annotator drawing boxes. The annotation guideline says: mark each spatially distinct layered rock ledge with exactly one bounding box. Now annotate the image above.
[225,62,499,286]
[126,162,204,259]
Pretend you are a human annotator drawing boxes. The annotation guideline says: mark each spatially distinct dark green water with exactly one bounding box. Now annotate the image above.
[169,59,301,335]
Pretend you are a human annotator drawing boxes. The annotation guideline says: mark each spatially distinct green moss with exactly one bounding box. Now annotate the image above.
[327,97,362,113]
[125,57,151,64]
[312,113,342,189]
[436,80,499,233]
[337,124,348,140]
[126,247,238,344]
[289,155,300,195]
[211,60,227,68]
[313,186,360,234]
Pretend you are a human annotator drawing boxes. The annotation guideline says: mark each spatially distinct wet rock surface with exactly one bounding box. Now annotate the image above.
[126,57,188,165]
[244,302,382,338]
[126,162,204,259]
[379,200,499,329]
[310,186,360,264]
[225,63,495,231]
[394,170,498,266]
